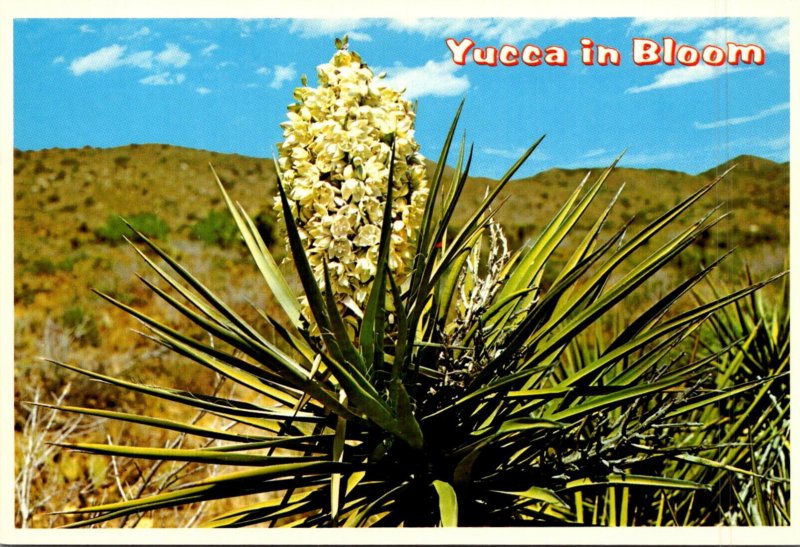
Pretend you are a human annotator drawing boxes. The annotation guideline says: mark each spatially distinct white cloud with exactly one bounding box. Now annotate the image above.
[201,43,219,56]
[139,72,169,85]
[561,149,682,169]
[583,148,607,158]
[287,18,368,38]
[382,59,469,99]
[139,72,185,86]
[699,24,788,55]
[124,50,154,69]
[482,146,549,162]
[625,65,740,94]
[696,134,789,157]
[348,31,372,42]
[387,18,577,43]
[69,44,126,75]
[52,55,65,64]
[237,19,267,38]
[482,146,526,160]
[69,43,191,77]
[217,61,235,69]
[79,24,95,33]
[699,27,751,48]
[694,102,789,130]
[388,19,470,39]
[748,21,787,54]
[121,26,150,40]
[629,18,712,36]
[620,151,679,166]
[623,18,787,94]
[567,150,679,169]
[155,43,190,68]
[255,64,293,89]
[630,18,788,55]
[196,87,212,95]
[270,64,297,89]
[762,22,789,54]
[282,18,575,43]
[763,134,789,152]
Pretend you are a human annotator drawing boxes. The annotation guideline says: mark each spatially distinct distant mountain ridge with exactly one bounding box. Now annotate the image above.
[14,144,788,277]
[13,143,788,374]
[697,154,788,179]
[14,144,787,179]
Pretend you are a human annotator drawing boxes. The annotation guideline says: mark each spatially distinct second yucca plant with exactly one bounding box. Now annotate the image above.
[49,38,786,527]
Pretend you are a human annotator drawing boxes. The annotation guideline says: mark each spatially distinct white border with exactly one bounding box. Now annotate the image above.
[1,0,796,544]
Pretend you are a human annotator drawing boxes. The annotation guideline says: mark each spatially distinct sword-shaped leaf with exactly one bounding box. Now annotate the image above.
[432,480,458,527]
[210,164,303,328]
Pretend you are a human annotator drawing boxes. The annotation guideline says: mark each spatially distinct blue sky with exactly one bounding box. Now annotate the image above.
[13,17,789,178]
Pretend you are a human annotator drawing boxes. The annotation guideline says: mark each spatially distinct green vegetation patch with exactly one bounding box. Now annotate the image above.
[95,213,170,244]
[190,210,240,248]
[60,306,100,347]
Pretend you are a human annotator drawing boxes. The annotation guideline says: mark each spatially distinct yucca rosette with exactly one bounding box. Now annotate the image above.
[275,39,428,328]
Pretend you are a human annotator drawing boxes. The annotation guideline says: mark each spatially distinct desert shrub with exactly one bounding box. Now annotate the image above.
[29,259,56,275]
[738,223,781,246]
[15,282,40,305]
[60,157,80,171]
[246,162,263,176]
[94,213,170,244]
[190,210,240,248]
[57,252,89,272]
[114,156,130,169]
[25,251,86,273]
[27,253,86,275]
[60,307,100,347]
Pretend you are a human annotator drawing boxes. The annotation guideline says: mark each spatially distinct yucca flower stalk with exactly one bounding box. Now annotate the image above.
[46,38,787,528]
[276,36,427,329]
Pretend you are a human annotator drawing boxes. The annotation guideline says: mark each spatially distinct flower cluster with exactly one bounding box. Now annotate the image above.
[276,40,428,327]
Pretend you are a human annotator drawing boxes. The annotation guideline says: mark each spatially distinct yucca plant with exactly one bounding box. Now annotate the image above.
[556,273,790,526]
[657,272,790,526]
[45,38,787,527]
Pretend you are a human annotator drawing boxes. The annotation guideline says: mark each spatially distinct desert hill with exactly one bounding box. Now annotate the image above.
[13,144,788,393]
[11,143,789,528]
[14,144,788,261]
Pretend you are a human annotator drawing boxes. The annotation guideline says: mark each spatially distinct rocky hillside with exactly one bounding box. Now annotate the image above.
[14,144,788,394]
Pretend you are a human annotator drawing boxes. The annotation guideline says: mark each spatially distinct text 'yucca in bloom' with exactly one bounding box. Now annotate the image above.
[276,37,428,325]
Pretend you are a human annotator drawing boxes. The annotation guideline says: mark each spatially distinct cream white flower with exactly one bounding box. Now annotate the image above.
[330,215,353,240]
[342,178,366,202]
[329,238,354,261]
[353,224,381,247]
[276,39,428,327]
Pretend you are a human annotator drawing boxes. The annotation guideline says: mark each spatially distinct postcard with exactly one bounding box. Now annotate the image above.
[2,0,795,544]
